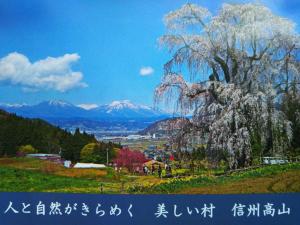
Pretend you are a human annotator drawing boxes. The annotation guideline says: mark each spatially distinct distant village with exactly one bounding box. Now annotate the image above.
[100,133,161,141]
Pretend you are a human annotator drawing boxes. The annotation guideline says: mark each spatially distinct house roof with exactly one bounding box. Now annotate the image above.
[143,160,165,167]
[73,163,106,168]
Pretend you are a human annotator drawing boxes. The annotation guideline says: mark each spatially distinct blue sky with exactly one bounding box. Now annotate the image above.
[0,0,299,107]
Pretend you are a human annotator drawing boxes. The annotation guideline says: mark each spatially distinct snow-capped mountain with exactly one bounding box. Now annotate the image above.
[77,104,99,110]
[47,100,73,107]
[108,100,138,110]
[106,100,150,111]
[93,100,164,118]
[0,100,85,118]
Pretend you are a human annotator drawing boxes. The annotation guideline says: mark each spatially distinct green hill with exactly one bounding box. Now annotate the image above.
[0,109,102,161]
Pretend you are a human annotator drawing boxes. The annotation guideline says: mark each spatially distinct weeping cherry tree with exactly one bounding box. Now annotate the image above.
[155,3,300,169]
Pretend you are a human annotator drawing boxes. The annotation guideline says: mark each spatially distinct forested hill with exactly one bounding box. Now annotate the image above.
[138,117,190,135]
[0,109,119,161]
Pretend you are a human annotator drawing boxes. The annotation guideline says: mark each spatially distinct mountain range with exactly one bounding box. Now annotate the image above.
[0,100,172,137]
[0,100,169,119]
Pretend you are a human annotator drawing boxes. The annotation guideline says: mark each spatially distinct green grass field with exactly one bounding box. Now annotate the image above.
[0,157,162,193]
[0,157,299,194]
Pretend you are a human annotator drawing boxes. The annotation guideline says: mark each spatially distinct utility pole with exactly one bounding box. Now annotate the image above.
[106,148,109,165]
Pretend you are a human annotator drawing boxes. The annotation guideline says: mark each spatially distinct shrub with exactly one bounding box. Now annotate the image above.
[80,143,98,163]
[17,145,38,157]
[80,143,118,164]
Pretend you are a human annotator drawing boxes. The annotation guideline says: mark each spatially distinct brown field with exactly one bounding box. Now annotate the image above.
[178,170,300,194]
[0,157,107,179]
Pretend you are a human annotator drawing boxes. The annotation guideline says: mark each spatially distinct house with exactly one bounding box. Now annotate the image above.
[143,160,165,168]
[262,157,289,165]
[73,163,106,169]
[26,153,63,164]
[64,160,72,168]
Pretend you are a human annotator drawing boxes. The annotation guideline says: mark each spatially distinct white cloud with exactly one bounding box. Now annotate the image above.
[0,52,87,92]
[139,66,154,76]
[77,103,99,110]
